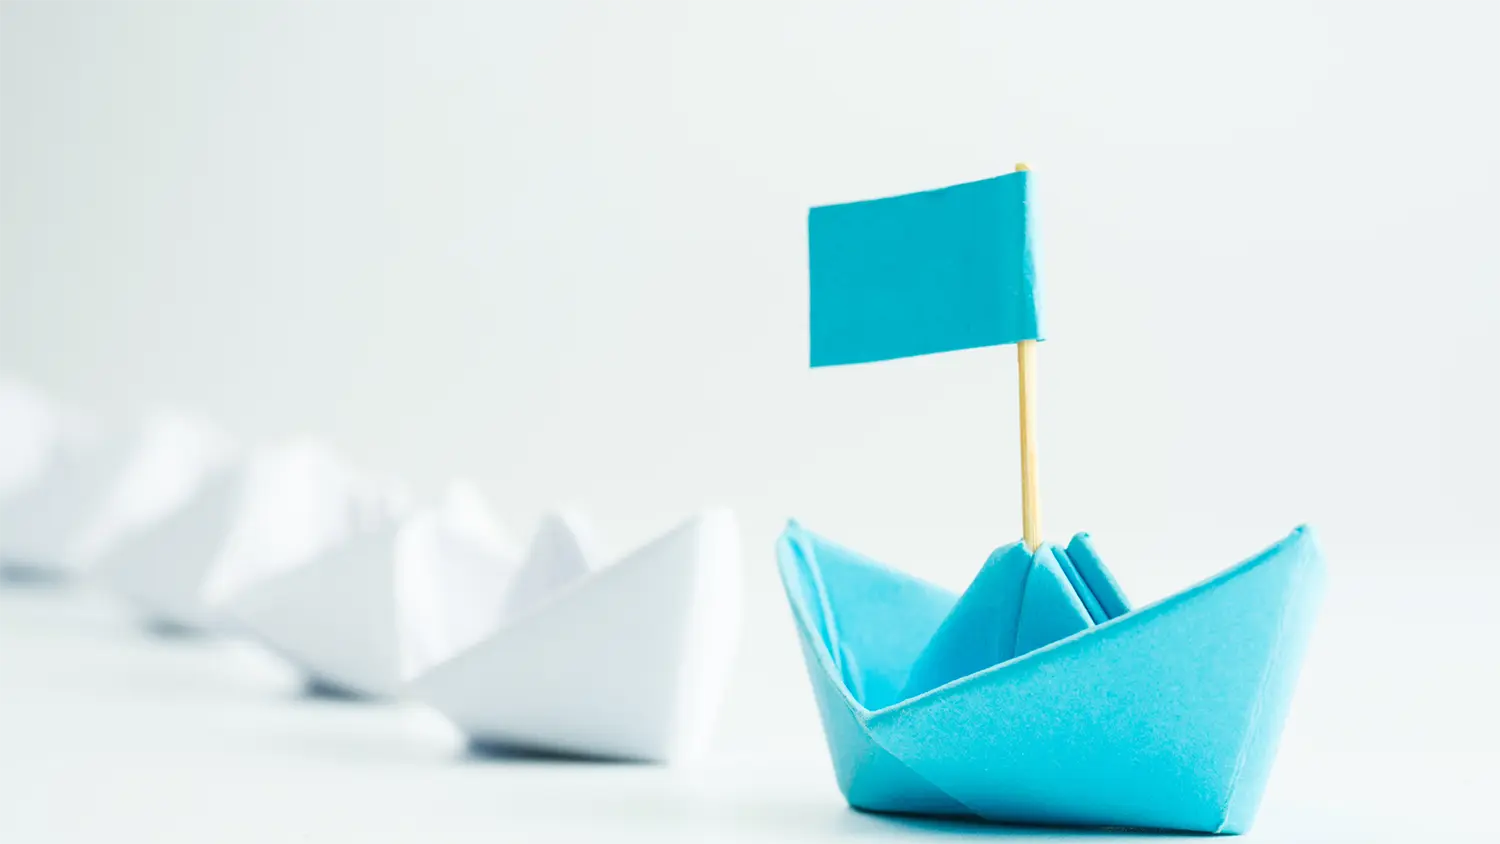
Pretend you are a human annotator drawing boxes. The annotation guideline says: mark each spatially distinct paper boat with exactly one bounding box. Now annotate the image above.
[392,484,524,683]
[206,438,420,698]
[411,509,742,764]
[0,377,60,504]
[91,459,243,632]
[73,412,238,628]
[776,521,1325,834]
[0,377,125,578]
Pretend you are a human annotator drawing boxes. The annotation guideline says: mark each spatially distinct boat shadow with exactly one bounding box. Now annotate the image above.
[298,677,383,703]
[462,737,642,766]
[847,808,1212,839]
[0,560,69,588]
[140,618,208,640]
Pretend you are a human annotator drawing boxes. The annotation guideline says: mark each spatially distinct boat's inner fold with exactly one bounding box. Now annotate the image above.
[778,522,1132,710]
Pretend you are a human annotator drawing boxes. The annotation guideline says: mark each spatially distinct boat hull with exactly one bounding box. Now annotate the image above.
[777,523,1324,834]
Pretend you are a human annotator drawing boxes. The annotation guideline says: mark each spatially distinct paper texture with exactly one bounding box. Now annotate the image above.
[214,463,744,757]
[92,465,242,630]
[76,411,237,565]
[809,170,1040,367]
[1,378,126,575]
[412,509,742,763]
[0,377,59,501]
[394,483,523,681]
[208,438,414,697]
[74,412,239,627]
[777,522,1324,834]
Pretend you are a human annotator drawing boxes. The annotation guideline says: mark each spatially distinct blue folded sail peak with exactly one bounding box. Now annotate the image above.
[776,522,1325,834]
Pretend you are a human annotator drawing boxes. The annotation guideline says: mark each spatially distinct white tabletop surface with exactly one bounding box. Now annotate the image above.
[1,577,1491,842]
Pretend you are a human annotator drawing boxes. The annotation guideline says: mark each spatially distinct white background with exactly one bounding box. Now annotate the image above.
[2,1,1496,839]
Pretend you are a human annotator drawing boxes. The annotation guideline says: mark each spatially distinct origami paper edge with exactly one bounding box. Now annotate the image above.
[871,525,1318,722]
[215,523,407,698]
[775,520,943,716]
[408,509,741,763]
[783,614,984,818]
[777,522,1319,723]
[807,169,1029,216]
[87,463,244,629]
[1217,532,1326,833]
[777,522,1324,833]
[412,509,737,682]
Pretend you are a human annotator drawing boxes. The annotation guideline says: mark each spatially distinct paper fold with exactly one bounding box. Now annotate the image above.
[777,522,1324,834]
[411,509,742,763]
[209,438,414,697]
[0,379,125,576]
[67,411,238,629]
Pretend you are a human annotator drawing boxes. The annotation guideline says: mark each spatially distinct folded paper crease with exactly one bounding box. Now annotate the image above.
[776,521,1324,834]
[410,509,742,763]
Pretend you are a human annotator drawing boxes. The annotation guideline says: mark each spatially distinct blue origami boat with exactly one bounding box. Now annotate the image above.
[791,169,1327,832]
[776,522,1325,834]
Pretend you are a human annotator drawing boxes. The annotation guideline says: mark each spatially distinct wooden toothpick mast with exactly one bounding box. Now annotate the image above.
[807,160,1044,551]
[1014,163,1042,553]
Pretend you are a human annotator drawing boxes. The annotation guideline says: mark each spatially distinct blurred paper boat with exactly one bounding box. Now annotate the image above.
[75,413,237,627]
[392,485,525,682]
[0,383,216,581]
[777,521,1324,835]
[0,377,124,579]
[410,509,742,764]
[206,439,425,698]
[90,460,242,632]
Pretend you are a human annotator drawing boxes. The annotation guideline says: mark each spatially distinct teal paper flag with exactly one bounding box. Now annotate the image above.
[808,170,1041,367]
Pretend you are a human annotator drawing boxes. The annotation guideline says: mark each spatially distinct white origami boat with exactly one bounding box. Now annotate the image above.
[78,413,237,627]
[1,378,118,578]
[410,508,742,764]
[205,439,419,698]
